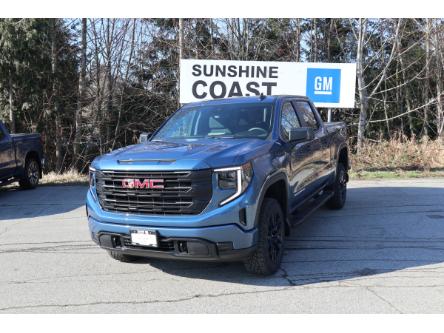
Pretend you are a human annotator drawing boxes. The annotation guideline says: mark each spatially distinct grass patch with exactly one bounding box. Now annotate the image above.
[350,169,444,180]
[41,169,88,186]
[350,136,444,180]
[40,168,443,184]
[351,136,444,171]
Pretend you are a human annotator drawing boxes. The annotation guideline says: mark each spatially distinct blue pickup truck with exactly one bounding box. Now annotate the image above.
[0,121,44,189]
[87,95,349,274]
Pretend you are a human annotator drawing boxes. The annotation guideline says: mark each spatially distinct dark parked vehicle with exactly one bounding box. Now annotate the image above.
[87,95,349,274]
[0,121,44,189]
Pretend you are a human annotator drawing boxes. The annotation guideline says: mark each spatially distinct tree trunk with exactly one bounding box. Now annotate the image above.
[312,19,318,62]
[74,18,87,166]
[325,18,334,61]
[295,18,301,62]
[383,80,390,138]
[356,19,369,150]
[209,18,214,56]
[112,19,137,150]
[51,19,63,173]
[397,23,415,138]
[178,18,183,60]
[423,19,431,138]
[105,19,114,150]
[433,19,444,141]
[402,68,415,138]
[91,20,103,154]
[8,72,15,133]
[178,18,183,107]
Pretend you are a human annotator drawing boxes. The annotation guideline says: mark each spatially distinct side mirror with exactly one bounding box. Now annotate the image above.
[289,127,314,142]
[4,122,11,133]
[139,132,152,143]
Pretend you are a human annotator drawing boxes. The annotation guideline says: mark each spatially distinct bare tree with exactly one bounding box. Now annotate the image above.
[354,18,369,149]
[423,19,432,138]
[5,18,443,173]
[50,18,63,172]
[74,18,87,164]
[433,19,444,141]
[178,18,183,107]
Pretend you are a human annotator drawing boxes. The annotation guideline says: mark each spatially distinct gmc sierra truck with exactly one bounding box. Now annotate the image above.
[87,95,349,275]
[0,121,44,189]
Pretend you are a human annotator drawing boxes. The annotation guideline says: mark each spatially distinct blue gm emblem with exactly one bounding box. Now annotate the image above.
[306,68,341,103]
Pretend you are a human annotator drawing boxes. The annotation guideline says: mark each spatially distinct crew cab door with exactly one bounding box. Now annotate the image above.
[0,125,15,179]
[293,100,332,190]
[279,100,318,208]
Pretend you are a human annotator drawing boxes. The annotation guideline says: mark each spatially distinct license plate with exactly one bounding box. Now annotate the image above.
[130,229,158,247]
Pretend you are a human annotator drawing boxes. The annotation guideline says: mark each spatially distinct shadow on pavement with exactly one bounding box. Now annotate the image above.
[2,183,444,288]
[0,185,87,220]
[146,185,444,286]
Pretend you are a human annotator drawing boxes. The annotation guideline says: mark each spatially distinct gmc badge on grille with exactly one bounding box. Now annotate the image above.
[121,179,165,189]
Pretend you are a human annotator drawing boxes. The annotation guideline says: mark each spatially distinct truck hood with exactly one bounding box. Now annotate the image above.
[92,138,273,171]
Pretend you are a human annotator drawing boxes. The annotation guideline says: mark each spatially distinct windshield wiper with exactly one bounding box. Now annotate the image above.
[207,135,235,139]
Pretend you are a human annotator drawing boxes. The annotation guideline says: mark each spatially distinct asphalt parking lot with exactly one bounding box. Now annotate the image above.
[1,178,444,313]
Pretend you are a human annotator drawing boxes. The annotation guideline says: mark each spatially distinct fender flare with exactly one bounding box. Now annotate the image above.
[335,143,350,170]
[253,170,290,228]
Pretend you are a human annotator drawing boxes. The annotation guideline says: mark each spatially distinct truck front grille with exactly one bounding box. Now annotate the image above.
[95,169,212,215]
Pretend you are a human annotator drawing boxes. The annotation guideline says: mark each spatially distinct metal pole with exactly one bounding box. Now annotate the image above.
[327,109,332,122]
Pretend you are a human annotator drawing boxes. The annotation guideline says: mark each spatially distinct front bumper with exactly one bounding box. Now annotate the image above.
[93,230,255,262]
[87,214,258,262]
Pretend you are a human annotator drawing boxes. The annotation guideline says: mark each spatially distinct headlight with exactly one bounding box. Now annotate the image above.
[215,162,253,206]
[89,166,96,188]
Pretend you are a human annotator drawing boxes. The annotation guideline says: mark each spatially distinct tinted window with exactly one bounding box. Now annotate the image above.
[295,101,319,129]
[280,102,301,141]
[153,103,274,140]
[0,128,4,141]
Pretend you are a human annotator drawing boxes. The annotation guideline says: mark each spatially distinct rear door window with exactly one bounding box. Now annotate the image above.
[294,101,319,130]
[280,102,301,141]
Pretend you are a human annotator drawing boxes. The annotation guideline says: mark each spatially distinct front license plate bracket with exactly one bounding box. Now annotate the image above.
[130,229,158,247]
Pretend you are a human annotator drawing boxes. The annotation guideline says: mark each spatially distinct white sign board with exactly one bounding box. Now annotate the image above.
[180,59,356,108]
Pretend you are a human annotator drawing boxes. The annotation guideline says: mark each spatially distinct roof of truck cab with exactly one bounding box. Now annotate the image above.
[182,95,309,107]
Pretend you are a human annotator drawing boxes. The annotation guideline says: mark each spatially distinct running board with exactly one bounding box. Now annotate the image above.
[289,190,334,227]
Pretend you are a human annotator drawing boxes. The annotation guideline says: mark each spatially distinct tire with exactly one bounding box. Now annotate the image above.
[244,198,285,275]
[107,250,141,263]
[19,157,40,189]
[326,163,347,210]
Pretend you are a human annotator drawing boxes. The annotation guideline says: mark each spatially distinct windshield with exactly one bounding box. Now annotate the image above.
[153,102,274,140]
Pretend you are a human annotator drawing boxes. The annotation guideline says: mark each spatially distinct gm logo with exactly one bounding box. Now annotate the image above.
[306,68,341,103]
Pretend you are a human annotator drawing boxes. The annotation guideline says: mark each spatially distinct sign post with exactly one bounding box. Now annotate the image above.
[327,109,332,122]
[180,59,356,109]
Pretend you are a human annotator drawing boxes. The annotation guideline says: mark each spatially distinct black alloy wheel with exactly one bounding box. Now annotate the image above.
[19,158,40,189]
[244,198,285,275]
